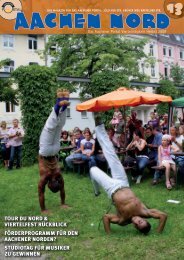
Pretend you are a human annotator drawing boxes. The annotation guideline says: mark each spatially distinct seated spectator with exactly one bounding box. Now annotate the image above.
[65,129,84,169]
[170,125,184,177]
[110,108,122,132]
[94,138,106,168]
[178,111,184,125]
[126,129,149,184]
[83,127,90,133]
[127,110,140,143]
[0,121,10,168]
[59,131,72,162]
[145,127,154,145]
[145,127,156,171]
[116,113,125,134]
[162,127,168,135]
[148,112,159,128]
[81,130,96,169]
[107,127,120,148]
[160,114,168,130]
[69,131,75,146]
[158,135,179,190]
[118,132,126,149]
[60,131,71,146]
[148,127,163,161]
[137,120,145,139]
[150,127,163,184]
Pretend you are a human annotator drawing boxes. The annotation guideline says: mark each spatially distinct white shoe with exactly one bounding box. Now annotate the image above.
[136,175,142,184]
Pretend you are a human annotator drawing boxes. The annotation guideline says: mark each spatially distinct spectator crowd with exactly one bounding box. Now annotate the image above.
[1,110,184,190]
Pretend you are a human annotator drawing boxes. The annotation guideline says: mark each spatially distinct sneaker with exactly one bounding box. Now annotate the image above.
[136,175,142,184]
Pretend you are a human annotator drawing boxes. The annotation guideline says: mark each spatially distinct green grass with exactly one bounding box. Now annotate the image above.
[0,165,184,260]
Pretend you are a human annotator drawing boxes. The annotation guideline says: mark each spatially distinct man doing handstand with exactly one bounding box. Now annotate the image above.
[90,115,167,234]
[38,89,70,214]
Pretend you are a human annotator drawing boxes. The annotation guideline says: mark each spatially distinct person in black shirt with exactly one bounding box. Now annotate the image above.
[126,129,149,184]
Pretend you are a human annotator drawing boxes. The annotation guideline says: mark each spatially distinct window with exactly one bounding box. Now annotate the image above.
[5,102,15,113]
[151,65,155,77]
[28,35,37,50]
[160,34,169,38]
[3,35,14,48]
[164,66,168,77]
[66,107,71,118]
[163,46,167,56]
[4,60,14,72]
[49,44,57,55]
[141,63,145,74]
[81,111,87,118]
[149,44,154,56]
[168,48,172,57]
[180,49,184,60]
[29,62,38,65]
[175,35,181,41]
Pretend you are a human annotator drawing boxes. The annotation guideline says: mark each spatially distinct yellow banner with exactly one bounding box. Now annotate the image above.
[0,0,184,34]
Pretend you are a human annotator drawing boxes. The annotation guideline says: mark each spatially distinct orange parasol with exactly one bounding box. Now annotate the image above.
[76,87,172,112]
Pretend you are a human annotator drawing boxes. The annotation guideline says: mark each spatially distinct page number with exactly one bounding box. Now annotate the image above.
[167,3,183,15]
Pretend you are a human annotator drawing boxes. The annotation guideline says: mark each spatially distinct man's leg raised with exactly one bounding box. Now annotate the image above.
[39,92,69,157]
[90,166,118,198]
[95,121,129,186]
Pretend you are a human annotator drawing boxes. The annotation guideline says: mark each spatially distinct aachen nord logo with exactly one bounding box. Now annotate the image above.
[0,0,22,20]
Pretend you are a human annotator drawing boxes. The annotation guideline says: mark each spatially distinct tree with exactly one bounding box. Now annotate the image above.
[45,35,148,125]
[0,59,18,104]
[12,65,58,166]
[170,63,184,97]
[170,63,184,86]
[45,35,148,99]
[156,79,178,115]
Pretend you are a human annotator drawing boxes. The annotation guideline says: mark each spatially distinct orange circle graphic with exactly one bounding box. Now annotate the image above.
[0,0,22,20]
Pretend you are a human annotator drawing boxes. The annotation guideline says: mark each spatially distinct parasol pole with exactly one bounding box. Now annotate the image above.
[122,106,127,145]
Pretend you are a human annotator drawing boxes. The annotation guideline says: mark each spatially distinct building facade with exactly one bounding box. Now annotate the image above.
[0,34,183,129]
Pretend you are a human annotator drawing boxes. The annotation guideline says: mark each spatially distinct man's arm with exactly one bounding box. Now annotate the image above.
[103,214,121,234]
[59,176,70,209]
[59,177,65,205]
[8,129,16,139]
[38,177,48,213]
[145,209,167,233]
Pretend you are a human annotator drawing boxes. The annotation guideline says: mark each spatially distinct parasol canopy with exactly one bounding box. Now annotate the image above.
[171,97,184,108]
[76,87,172,112]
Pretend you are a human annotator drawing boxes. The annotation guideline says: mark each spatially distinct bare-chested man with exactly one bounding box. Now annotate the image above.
[90,116,167,234]
[38,89,70,214]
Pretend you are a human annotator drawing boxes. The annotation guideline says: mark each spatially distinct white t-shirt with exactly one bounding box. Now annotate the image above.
[0,128,9,144]
[172,135,184,152]
[8,127,24,147]
[81,139,95,154]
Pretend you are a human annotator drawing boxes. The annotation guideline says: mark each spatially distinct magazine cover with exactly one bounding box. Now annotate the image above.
[0,0,184,259]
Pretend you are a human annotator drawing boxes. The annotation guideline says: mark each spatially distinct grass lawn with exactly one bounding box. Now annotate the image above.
[0,164,184,260]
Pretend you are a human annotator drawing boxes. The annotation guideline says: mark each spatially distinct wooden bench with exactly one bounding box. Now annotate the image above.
[72,159,87,175]
[151,165,166,170]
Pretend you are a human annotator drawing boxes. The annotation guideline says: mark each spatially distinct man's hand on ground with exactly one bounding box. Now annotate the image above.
[41,209,52,215]
[60,204,71,209]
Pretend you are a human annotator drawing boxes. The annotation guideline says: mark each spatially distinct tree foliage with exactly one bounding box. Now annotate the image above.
[12,65,58,165]
[45,35,148,98]
[0,59,18,104]
[45,35,148,126]
[170,63,184,86]
[156,79,178,115]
